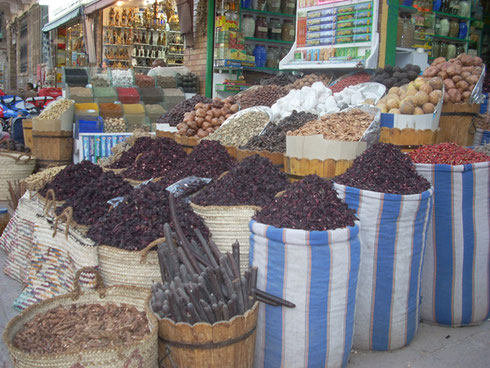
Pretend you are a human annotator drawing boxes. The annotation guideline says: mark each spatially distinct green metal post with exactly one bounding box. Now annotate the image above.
[205,0,215,98]
[385,0,399,66]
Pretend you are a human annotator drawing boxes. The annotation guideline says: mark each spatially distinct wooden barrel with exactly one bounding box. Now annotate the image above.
[284,156,353,182]
[158,302,258,368]
[22,119,33,149]
[436,102,479,146]
[32,130,73,168]
[380,127,439,152]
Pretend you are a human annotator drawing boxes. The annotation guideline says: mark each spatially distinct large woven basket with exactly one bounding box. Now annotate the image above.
[98,238,165,288]
[190,202,260,272]
[3,268,159,368]
[0,150,36,200]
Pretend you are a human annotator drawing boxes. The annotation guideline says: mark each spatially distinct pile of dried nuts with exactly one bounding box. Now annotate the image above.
[13,303,151,354]
[235,85,288,108]
[288,109,374,141]
[205,110,270,146]
[38,99,74,120]
[104,117,126,133]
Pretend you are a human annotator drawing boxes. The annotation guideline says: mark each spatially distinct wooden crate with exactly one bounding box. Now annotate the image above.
[284,156,353,182]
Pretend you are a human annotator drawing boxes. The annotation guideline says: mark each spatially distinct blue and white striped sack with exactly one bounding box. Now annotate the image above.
[473,128,490,146]
[334,184,433,350]
[415,162,490,326]
[249,219,361,368]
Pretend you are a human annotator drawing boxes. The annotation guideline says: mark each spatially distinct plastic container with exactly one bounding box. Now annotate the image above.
[447,43,457,59]
[254,16,268,39]
[253,45,267,67]
[242,15,256,38]
[0,208,10,237]
[77,116,104,134]
[449,20,459,38]
[281,19,295,42]
[281,0,296,14]
[269,18,282,40]
[267,0,280,12]
[439,18,450,36]
[266,46,279,68]
[458,1,470,17]
[458,22,467,39]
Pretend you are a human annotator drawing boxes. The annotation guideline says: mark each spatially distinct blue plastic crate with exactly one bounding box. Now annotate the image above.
[78,116,104,134]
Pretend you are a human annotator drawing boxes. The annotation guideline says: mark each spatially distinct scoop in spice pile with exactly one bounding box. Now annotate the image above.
[408,142,490,165]
[38,161,103,200]
[55,171,133,226]
[253,175,357,231]
[191,155,288,207]
[287,109,374,141]
[335,143,431,195]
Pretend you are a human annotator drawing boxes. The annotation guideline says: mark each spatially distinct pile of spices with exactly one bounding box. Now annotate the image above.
[241,110,317,152]
[93,87,117,103]
[139,87,164,105]
[145,104,166,123]
[288,109,373,141]
[90,73,110,87]
[163,88,186,109]
[408,143,490,165]
[329,72,371,93]
[75,102,99,117]
[117,87,140,104]
[261,73,300,86]
[474,143,490,155]
[134,73,155,88]
[87,184,209,249]
[13,303,150,354]
[104,117,126,133]
[335,143,431,195]
[64,68,89,86]
[157,95,213,126]
[205,110,270,147]
[235,85,288,108]
[38,99,74,120]
[39,161,103,200]
[474,114,490,131]
[111,69,134,87]
[254,175,357,231]
[56,171,133,226]
[123,103,147,131]
[155,75,177,88]
[162,140,236,186]
[123,137,187,180]
[68,87,93,103]
[98,103,123,119]
[192,155,288,207]
[21,166,66,191]
[109,137,163,169]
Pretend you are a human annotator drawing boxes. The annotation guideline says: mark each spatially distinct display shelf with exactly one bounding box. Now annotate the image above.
[240,8,296,18]
[429,34,470,43]
[244,37,294,45]
[133,43,165,47]
[398,5,417,14]
[167,53,184,56]
[104,44,132,47]
[434,11,470,21]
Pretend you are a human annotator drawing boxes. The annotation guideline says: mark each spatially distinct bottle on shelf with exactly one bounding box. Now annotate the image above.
[109,7,115,26]
[151,47,156,59]
[115,9,120,26]
[122,8,127,26]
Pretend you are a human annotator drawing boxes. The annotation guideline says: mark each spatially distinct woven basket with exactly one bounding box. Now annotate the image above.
[190,202,260,272]
[0,150,36,200]
[36,189,65,216]
[3,268,159,368]
[98,238,165,288]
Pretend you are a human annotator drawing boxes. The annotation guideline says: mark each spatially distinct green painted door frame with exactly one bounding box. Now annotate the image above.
[386,0,399,66]
[205,0,215,98]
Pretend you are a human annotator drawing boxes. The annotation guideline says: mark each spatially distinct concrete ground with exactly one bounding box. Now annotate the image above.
[0,203,489,367]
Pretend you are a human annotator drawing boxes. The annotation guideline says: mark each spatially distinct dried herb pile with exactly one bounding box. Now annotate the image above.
[122,138,187,180]
[335,143,431,194]
[156,95,213,127]
[13,303,150,354]
[254,175,357,231]
[109,137,163,169]
[38,161,103,200]
[87,184,209,250]
[241,111,317,153]
[409,142,490,165]
[191,155,288,207]
[55,171,133,226]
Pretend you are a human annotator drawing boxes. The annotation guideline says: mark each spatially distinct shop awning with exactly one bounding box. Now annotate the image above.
[84,0,115,15]
[42,6,83,32]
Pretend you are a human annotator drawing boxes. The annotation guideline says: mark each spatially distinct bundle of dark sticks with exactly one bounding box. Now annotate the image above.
[150,193,294,324]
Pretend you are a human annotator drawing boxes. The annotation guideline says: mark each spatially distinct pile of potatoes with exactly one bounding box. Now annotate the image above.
[176,97,240,138]
[375,77,443,115]
[423,53,483,103]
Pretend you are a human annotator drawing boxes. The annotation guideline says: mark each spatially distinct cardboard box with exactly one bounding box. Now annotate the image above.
[380,95,443,131]
[32,103,75,132]
[286,135,367,161]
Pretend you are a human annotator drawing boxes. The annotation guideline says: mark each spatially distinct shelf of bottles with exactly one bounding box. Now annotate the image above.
[102,4,183,69]
[397,0,480,59]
